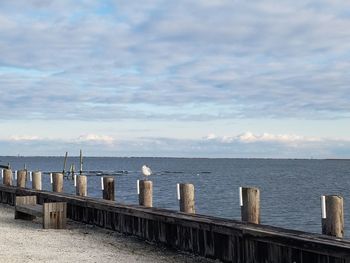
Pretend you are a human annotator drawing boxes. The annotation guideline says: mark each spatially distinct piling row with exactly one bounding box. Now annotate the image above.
[0,167,346,238]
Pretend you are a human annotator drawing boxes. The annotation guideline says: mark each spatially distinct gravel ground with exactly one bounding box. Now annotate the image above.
[0,203,217,263]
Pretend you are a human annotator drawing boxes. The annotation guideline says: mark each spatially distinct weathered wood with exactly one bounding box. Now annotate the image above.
[76,175,87,197]
[52,172,63,193]
[15,195,37,206]
[139,180,153,207]
[102,176,115,201]
[70,164,75,180]
[43,202,67,229]
[16,204,43,217]
[32,171,42,190]
[322,195,344,238]
[3,169,12,186]
[79,149,83,175]
[17,169,27,188]
[63,152,68,176]
[15,195,66,229]
[179,183,195,214]
[2,185,350,263]
[15,195,37,219]
[241,187,260,224]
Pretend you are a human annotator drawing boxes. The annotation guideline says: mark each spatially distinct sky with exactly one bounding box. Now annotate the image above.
[0,0,350,158]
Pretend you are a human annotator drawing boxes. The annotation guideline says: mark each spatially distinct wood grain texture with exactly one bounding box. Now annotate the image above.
[139,180,153,207]
[17,170,27,188]
[241,187,260,224]
[52,173,63,193]
[32,171,42,190]
[43,202,67,229]
[322,195,344,238]
[15,196,37,220]
[76,175,87,197]
[3,169,12,186]
[16,204,43,217]
[179,183,195,214]
[102,177,115,201]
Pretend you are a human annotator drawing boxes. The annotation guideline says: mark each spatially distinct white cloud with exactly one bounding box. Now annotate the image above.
[9,135,41,141]
[7,134,116,145]
[204,133,217,140]
[1,132,350,158]
[205,132,322,144]
[77,134,115,144]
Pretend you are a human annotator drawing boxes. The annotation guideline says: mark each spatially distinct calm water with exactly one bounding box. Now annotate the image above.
[2,157,350,236]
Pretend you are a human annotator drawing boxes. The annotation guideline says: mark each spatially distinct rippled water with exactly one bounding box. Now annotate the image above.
[2,156,350,237]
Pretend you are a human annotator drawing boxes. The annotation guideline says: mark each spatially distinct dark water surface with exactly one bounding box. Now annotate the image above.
[2,157,350,237]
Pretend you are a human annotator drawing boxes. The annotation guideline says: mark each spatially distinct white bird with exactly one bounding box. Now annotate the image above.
[142,165,152,180]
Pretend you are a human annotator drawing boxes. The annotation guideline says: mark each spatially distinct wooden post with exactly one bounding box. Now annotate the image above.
[240,187,260,224]
[179,183,195,214]
[79,149,83,175]
[321,195,344,238]
[70,164,75,180]
[32,171,42,190]
[138,180,153,207]
[76,175,87,197]
[3,169,12,186]
[17,169,27,188]
[63,151,68,177]
[52,172,63,193]
[102,176,115,201]
[43,202,67,229]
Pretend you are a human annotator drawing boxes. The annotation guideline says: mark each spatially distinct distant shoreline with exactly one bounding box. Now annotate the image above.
[0,155,349,160]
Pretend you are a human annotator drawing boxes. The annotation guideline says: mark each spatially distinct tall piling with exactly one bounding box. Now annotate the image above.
[102,176,115,201]
[240,187,260,224]
[321,195,344,238]
[17,169,27,188]
[179,183,195,214]
[3,169,12,186]
[32,171,42,190]
[52,172,63,193]
[76,175,87,197]
[138,180,153,207]
[63,151,68,176]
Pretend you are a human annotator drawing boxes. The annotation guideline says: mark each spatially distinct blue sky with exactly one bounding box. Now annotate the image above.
[0,0,350,158]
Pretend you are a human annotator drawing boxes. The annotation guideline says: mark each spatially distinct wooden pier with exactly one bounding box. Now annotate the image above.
[1,184,350,262]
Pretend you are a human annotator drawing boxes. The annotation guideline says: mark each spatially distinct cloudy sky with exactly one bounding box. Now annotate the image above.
[0,0,350,158]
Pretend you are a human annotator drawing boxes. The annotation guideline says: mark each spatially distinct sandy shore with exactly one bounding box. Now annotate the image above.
[0,203,216,263]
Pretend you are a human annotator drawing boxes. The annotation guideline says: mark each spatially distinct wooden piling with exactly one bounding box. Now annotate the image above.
[76,175,87,197]
[70,164,75,180]
[179,183,195,214]
[52,172,63,193]
[138,180,153,207]
[79,149,83,175]
[321,195,344,238]
[240,187,260,224]
[17,169,27,188]
[102,176,115,201]
[3,169,12,186]
[63,151,68,176]
[32,171,42,190]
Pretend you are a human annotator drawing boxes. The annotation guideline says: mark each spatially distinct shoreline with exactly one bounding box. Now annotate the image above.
[0,203,214,263]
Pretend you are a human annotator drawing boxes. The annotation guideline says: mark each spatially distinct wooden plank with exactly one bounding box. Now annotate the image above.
[15,196,39,220]
[16,204,43,217]
[43,202,67,229]
[15,196,37,206]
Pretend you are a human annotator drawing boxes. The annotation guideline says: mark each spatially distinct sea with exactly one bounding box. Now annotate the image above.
[1,156,350,237]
